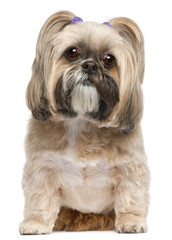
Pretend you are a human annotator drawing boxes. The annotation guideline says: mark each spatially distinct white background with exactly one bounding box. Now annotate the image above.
[0,0,172,239]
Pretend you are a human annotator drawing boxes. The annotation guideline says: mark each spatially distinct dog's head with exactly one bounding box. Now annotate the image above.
[27,11,144,133]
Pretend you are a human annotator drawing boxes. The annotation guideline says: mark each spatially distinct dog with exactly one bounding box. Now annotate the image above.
[19,11,150,234]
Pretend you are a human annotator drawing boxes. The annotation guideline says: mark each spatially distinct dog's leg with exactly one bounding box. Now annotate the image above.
[19,164,61,235]
[114,161,150,233]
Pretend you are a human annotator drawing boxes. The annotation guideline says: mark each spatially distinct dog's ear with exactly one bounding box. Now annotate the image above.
[119,86,143,134]
[26,11,75,121]
[26,59,52,121]
[109,18,144,133]
[110,17,144,83]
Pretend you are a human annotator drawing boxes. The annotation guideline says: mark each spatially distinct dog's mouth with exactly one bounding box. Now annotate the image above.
[55,70,119,120]
[81,78,94,87]
[76,72,95,87]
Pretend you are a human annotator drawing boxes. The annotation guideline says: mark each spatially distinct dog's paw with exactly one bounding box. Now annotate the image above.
[115,222,147,233]
[115,214,147,233]
[19,220,53,235]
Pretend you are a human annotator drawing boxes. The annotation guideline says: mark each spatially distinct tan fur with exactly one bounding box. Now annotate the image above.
[19,11,150,235]
[54,208,115,231]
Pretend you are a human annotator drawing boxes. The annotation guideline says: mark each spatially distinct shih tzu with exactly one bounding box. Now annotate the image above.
[19,11,150,234]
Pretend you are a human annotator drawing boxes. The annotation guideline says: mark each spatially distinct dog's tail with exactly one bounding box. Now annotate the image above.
[53,207,115,231]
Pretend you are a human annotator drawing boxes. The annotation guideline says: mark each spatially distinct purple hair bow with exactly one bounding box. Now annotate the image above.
[71,16,83,24]
[103,22,112,27]
[71,16,112,27]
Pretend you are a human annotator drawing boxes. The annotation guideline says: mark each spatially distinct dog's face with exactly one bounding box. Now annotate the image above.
[54,22,120,121]
[27,11,144,133]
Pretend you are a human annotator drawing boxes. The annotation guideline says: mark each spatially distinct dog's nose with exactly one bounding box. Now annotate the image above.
[82,61,98,74]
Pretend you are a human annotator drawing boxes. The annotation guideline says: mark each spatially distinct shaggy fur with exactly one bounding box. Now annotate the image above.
[19,11,150,235]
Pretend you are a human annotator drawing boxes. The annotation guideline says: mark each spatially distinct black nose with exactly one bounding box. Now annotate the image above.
[82,61,98,74]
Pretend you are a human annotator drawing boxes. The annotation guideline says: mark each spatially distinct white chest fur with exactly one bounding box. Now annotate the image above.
[41,151,112,185]
[38,118,115,213]
[40,151,114,213]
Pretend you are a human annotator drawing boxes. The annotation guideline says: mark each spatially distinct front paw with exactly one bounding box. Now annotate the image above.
[115,214,147,233]
[19,220,53,235]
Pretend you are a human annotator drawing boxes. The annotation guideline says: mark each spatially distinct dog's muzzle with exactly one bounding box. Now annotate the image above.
[55,69,119,120]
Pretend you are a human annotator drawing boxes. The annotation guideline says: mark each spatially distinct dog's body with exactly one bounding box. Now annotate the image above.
[19,11,150,234]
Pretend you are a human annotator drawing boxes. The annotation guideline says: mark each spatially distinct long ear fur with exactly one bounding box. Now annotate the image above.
[109,17,145,133]
[26,11,75,121]
[110,17,144,83]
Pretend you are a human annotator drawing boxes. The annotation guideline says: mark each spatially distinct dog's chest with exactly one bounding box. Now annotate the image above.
[49,152,114,213]
[58,118,113,185]
[49,151,112,187]
[48,119,115,212]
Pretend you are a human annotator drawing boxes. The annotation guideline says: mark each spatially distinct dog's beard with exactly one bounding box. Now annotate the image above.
[72,84,99,115]
[68,70,99,114]
[55,66,119,120]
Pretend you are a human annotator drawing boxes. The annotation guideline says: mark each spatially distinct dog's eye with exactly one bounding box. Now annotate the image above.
[103,54,116,68]
[65,47,80,60]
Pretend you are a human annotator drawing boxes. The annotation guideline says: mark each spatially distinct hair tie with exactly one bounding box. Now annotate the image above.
[71,16,83,24]
[71,17,112,27]
[103,22,112,27]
